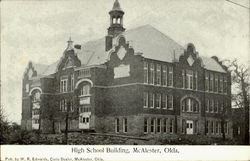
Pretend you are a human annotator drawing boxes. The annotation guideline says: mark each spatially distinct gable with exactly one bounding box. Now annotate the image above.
[57,49,81,71]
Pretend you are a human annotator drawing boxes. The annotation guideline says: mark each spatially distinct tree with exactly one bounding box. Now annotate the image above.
[0,106,10,144]
[226,59,249,145]
[64,101,70,144]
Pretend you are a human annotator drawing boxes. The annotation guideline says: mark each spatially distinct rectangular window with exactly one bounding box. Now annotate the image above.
[224,122,228,134]
[170,119,174,133]
[187,70,193,89]
[210,100,214,113]
[149,63,155,85]
[69,99,74,112]
[205,121,209,134]
[167,95,173,110]
[214,100,218,113]
[209,73,214,91]
[219,101,223,113]
[33,119,39,124]
[71,74,74,91]
[155,93,161,109]
[219,122,221,134]
[143,62,148,84]
[194,71,198,90]
[156,64,161,85]
[60,78,68,93]
[115,118,119,133]
[163,119,167,133]
[79,69,91,77]
[157,118,161,133]
[223,76,227,94]
[123,118,127,133]
[26,84,29,93]
[219,76,223,93]
[162,65,167,86]
[182,99,185,112]
[205,72,209,91]
[149,93,154,108]
[143,92,148,108]
[215,74,218,92]
[168,66,173,86]
[162,94,166,109]
[215,121,219,134]
[188,99,192,112]
[60,99,67,112]
[206,99,209,112]
[211,121,214,134]
[150,118,155,133]
[82,117,86,123]
[182,69,185,88]
[144,118,148,133]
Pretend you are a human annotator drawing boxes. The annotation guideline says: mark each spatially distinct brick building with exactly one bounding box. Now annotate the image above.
[21,0,232,138]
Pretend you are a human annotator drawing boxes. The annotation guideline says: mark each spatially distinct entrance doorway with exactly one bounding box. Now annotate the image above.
[186,120,193,134]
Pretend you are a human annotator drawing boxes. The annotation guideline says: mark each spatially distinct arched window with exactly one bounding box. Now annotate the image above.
[32,90,41,102]
[117,18,120,24]
[181,97,199,113]
[113,18,116,24]
[80,84,90,96]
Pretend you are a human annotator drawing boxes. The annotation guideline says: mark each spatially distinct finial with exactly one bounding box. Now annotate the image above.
[112,0,122,11]
[66,37,73,51]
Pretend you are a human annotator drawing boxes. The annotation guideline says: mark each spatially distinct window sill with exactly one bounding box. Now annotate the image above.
[182,111,199,113]
[79,95,91,97]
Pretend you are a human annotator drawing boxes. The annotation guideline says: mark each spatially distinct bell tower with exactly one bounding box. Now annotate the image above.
[108,0,125,37]
[106,0,125,51]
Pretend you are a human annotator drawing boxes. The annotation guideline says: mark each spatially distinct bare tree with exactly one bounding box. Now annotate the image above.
[64,101,70,144]
[0,106,10,144]
[226,59,249,145]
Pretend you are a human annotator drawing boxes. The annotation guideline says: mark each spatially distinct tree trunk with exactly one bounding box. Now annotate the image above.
[241,78,249,145]
[221,119,225,141]
[64,101,70,144]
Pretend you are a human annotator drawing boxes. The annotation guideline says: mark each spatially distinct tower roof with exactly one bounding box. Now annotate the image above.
[112,0,122,11]
[65,37,73,51]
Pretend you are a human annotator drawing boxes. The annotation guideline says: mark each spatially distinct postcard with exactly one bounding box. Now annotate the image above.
[1,0,249,160]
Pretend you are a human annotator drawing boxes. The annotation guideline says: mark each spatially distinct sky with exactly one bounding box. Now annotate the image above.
[1,0,249,124]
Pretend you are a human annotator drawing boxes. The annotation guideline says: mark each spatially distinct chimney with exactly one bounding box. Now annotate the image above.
[105,35,113,51]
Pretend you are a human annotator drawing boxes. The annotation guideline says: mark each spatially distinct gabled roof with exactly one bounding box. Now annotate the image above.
[30,24,226,77]
[32,63,48,76]
[124,25,184,63]
[200,56,226,73]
